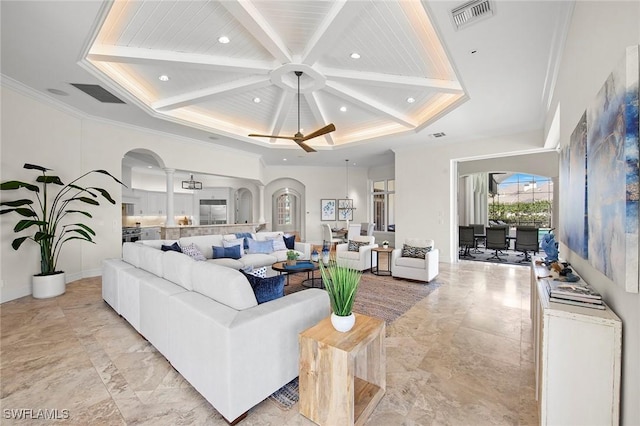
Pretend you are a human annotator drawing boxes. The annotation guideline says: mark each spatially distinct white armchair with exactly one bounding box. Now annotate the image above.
[391,238,439,283]
[335,236,378,271]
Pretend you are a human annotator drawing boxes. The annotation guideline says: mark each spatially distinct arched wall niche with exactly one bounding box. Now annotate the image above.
[265,178,306,240]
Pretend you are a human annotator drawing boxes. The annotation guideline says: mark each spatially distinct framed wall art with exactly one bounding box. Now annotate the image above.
[338,199,354,221]
[321,199,336,221]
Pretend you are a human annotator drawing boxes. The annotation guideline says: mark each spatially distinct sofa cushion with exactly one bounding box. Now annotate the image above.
[179,235,225,259]
[139,245,164,276]
[223,238,245,256]
[213,245,242,260]
[163,251,195,290]
[247,238,274,254]
[191,262,258,310]
[240,253,278,268]
[122,242,142,267]
[395,256,426,267]
[240,271,285,304]
[283,234,295,250]
[401,244,432,259]
[182,243,207,261]
[272,249,304,262]
[208,258,244,269]
[161,242,182,252]
[339,250,362,260]
[348,240,369,252]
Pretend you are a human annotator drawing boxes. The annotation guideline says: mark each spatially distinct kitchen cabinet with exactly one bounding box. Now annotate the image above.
[146,192,165,215]
[140,226,161,240]
[175,193,193,216]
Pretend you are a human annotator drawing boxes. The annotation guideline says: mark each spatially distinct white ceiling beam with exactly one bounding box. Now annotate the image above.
[301,0,366,65]
[320,67,463,93]
[153,76,271,111]
[325,81,416,128]
[268,91,295,143]
[88,45,275,74]
[220,1,292,64]
[304,92,334,145]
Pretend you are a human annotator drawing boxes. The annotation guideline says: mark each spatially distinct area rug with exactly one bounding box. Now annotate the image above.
[459,248,534,266]
[285,272,443,325]
[269,377,299,410]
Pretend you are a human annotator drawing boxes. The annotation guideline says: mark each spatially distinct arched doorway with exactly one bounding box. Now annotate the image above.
[235,187,253,224]
[272,188,301,238]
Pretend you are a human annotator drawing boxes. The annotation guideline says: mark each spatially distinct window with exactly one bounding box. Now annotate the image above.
[372,179,395,231]
[276,193,292,225]
[489,173,553,228]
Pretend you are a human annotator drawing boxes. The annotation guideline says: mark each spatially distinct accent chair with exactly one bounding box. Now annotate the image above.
[391,238,439,283]
[335,235,377,271]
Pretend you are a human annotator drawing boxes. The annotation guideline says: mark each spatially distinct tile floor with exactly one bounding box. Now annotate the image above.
[0,260,537,425]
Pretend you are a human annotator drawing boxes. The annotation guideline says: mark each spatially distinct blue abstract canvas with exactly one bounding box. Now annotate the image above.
[586,45,639,293]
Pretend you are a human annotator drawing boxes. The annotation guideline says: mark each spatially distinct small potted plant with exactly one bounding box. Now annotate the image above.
[319,262,362,332]
[286,250,299,266]
[382,240,389,249]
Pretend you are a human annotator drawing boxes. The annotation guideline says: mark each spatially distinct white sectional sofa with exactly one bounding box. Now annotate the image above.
[102,240,329,423]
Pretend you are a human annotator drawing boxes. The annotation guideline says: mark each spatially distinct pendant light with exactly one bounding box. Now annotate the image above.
[182,174,202,190]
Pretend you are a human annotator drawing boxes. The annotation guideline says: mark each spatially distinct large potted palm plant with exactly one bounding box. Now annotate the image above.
[0,163,124,298]
[319,261,362,332]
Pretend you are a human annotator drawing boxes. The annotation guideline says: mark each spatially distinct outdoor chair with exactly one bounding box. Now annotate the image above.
[485,227,508,261]
[470,223,486,253]
[515,226,539,263]
[458,226,476,259]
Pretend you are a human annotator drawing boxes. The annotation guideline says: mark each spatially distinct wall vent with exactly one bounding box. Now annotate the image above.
[70,83,125,104]
[451,0,494,30]
[430,132,446,138]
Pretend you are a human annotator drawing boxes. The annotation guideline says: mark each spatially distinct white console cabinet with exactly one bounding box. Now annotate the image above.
[530,259,621,425]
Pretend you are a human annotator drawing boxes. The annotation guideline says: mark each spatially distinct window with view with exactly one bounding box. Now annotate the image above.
[372,179,395,232]
[276,193,292,225]
[489,173,553,228]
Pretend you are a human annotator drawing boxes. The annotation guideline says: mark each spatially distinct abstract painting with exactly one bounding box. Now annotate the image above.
[567,112,588,259]
[338,199,354,221]
[586,45,639,293]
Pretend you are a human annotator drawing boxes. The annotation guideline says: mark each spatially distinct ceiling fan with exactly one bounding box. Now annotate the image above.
[248,71,335,153]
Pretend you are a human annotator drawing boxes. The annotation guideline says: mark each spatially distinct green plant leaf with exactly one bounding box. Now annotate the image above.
[11,236,29,250]
[65,209,92,218]
[0,181,40,192]
[69,196,99,205]
[93,187,116,204]
[72,223,96,236]
[94,169,126,187]
[36,175,64,185]
[66,228,95,240]
[23,163,51,172]
[34,231,54,242]
[13,208,37,217]
[0,199,34,207]
[14,219,47,232]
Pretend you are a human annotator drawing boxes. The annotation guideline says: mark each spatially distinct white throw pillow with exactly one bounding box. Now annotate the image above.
[269,236,288,252]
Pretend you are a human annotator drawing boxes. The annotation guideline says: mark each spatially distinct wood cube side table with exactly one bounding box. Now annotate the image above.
[299,313,385,425]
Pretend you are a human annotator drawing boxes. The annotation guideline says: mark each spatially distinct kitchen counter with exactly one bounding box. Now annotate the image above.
[160,223,265,239]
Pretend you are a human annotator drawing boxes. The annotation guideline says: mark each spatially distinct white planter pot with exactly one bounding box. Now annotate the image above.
[331,312,356,333]
[32,273,66,299]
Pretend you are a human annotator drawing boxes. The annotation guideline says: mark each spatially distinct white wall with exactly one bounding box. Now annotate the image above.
[0,85,264,302]
[394,130,545,262]
[548,2,640,424]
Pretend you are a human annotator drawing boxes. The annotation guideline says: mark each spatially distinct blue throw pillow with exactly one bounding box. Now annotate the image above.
[235,232,254,250]
[241,272,285,304]
[283,234,295,250]
[247,238,274,254]
[161,242,182,253]
[212,245,241,260]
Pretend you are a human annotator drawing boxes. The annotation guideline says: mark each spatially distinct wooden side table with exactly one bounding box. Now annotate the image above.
[370,246,393,276]
[299,313,385,425]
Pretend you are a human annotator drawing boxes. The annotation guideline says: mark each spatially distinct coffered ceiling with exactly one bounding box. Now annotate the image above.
[0,1,573,167]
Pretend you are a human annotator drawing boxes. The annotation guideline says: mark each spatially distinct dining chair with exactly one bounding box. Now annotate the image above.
[347,223,362,241]
[485,227,508,261]
[322,224,343,250]
[458,226,476,259]
[515,226,539,262]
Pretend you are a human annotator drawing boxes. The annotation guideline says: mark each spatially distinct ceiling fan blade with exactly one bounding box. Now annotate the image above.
[301,123,336,141]
[295,140,317,153]
[248,133,296,140]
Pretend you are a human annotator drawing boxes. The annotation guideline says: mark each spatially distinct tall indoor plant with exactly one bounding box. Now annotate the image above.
[319,261,362,332]
[0,163,124,298]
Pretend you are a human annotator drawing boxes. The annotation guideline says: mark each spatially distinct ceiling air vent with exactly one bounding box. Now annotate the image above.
[430,132,446,138]
[451,0,494,30]
[70,83,125,104]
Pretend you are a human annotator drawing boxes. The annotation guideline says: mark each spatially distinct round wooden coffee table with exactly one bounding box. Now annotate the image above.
[272,261,323,288]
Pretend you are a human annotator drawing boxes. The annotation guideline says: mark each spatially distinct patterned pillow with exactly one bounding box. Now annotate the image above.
[401,244,432,259]
[181,243,206,261]
[348,240,369,252]
[269,236,288,252]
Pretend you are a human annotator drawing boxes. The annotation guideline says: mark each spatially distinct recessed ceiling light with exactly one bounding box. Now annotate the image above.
[406,97,416,103]
[253,97,261,103]
[350,52,361,59]
[46,88,69,96]
[218,36,230,44]
[158,75,170,82]
[147,165,153,169]
[283,158,287,161]
[340,106,347,112]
